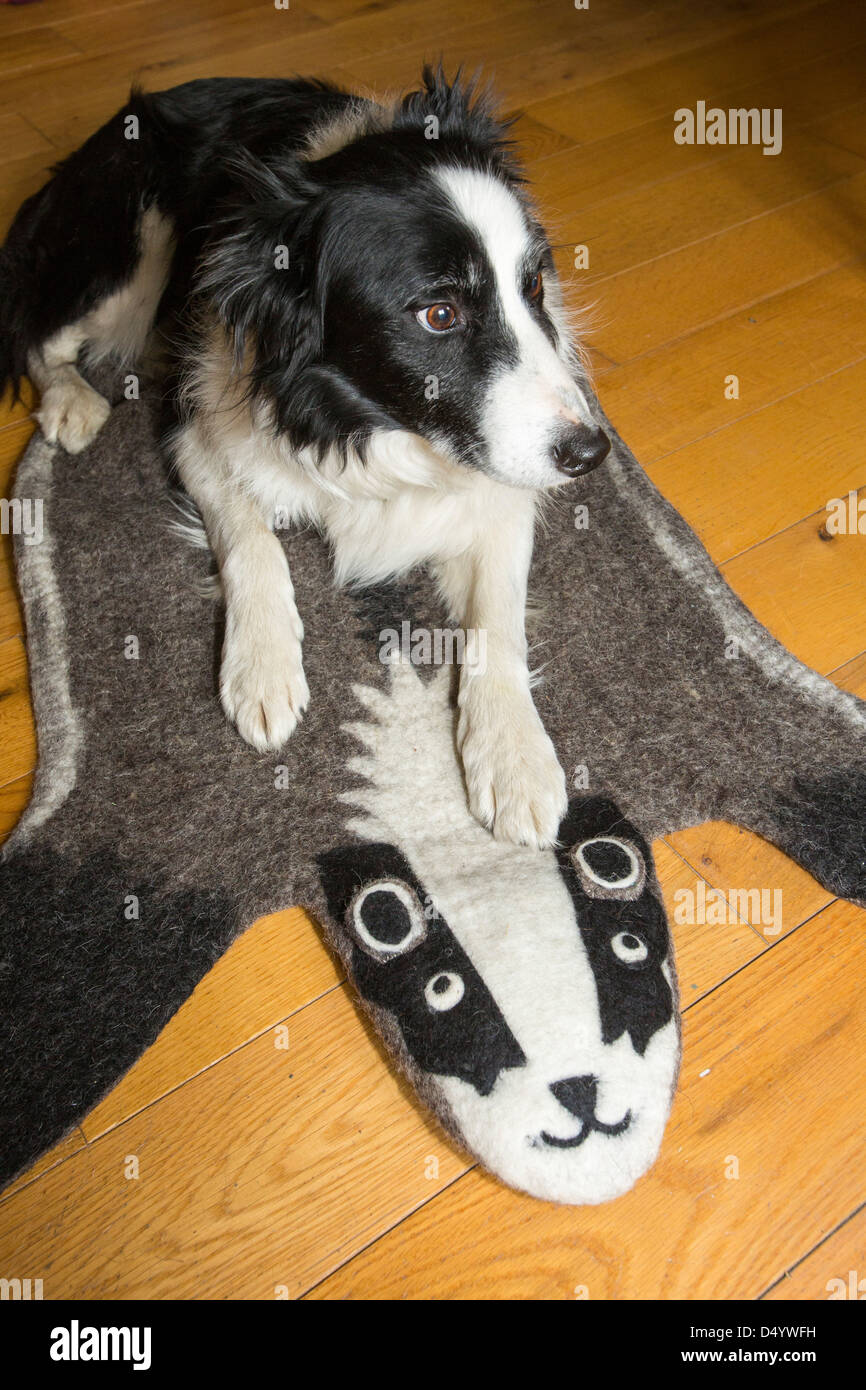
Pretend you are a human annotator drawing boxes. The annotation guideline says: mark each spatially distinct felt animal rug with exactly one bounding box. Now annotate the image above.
[2,375,865,1206]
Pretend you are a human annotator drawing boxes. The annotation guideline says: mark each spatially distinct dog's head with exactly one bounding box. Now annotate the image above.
[202,67,609,490]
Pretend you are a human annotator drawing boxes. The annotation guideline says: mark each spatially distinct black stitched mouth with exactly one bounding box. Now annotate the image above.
[540,1110,632,1148]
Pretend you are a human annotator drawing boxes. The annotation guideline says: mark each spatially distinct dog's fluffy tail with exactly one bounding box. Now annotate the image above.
[0,195,41,402]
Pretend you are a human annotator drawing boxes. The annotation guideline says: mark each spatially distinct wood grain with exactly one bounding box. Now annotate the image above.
[764,1206,866,1300]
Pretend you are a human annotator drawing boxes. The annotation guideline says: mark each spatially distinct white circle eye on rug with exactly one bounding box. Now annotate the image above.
[350,880,426,958]
[573,836,642,890]
[611,931,649,966]
[424,972,465,1011]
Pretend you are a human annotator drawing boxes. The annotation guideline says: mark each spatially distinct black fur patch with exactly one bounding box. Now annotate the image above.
[555,797,675,1056]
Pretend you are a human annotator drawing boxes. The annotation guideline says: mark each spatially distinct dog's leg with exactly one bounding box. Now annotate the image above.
[26,207,175,455]
[27,324,112,456]
[173,419,309,752]
[433,493,567,850]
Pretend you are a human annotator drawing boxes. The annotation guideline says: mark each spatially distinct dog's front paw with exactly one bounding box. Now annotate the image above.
[458,684,568,850]
[220,616,309,753]
[37,378,111,454]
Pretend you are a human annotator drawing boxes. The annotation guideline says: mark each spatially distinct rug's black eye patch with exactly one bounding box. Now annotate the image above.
[317,841,525,1093]
[350,880,426,960]
[572,835,645,900]
[555,797,674,1054]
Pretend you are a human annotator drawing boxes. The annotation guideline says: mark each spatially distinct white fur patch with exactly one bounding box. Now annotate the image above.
[433,166,594,488]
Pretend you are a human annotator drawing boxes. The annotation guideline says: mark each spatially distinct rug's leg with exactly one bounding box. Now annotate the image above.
[735,767,866,907]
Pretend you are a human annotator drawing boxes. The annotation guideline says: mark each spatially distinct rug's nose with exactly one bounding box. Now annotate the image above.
[550,1074,599,1119]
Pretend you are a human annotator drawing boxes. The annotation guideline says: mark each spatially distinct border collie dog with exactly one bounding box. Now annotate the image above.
[0,68,610,850]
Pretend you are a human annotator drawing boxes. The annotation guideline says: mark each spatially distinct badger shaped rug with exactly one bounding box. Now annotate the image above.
[2,383,865,1206]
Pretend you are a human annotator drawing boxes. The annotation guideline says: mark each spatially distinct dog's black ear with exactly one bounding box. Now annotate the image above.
[199,149,326,398]
[395,63,515,152]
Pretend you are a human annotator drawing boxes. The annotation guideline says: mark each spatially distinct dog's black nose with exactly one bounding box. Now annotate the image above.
[551,426,610,477]
[550,1074,599,1119]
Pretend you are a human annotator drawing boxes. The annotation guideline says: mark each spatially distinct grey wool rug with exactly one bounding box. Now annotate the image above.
[2,376,866,1206]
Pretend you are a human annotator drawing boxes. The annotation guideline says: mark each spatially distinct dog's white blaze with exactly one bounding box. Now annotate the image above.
[434,166,594,489]
[341,659,679,1203]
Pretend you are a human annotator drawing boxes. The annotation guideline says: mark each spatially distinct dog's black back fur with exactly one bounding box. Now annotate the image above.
[0,79,353,393]
[0,70,516,418]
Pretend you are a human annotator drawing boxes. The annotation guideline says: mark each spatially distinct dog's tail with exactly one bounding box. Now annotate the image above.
[0,183,47,402]
[0,89,166,406]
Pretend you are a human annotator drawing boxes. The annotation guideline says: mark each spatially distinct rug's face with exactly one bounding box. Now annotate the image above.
[317,662,679,1204]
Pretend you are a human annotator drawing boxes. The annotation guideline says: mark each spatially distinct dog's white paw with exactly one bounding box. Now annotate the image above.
[36,378,111,454]
[220,614,309,753]
[458,683,568,850]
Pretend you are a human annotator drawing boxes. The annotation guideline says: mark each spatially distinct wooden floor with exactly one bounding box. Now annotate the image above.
[1,0,865,1301]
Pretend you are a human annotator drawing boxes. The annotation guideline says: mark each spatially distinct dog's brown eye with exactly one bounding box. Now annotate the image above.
[527,270,543,301]
[417,303,458,333]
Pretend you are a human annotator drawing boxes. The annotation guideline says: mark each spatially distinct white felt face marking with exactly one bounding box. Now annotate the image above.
[433,166,595,489]
[338,659,680,1204]
[425,972,465,1011]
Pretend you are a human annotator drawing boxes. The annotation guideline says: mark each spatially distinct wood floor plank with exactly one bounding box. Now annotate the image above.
[0,382,35,431]
[0,1129,87,1207]
[537,120,866,286]
[54,2,327,67]
[598,264,866,465]
[0,111,53,164]
[0,772,32,843]
[653,840,765,998]
[525,0,866,145]
[764,1206,866,1300]
[0,0,159,38]
[578,169,866,362]
[647,358,866,563]
[0,422,33,646]
[339,0,817,110]
[665,822,833,945]
[308,901,866,1299]
[0,26,85,82]
[719,486,866,672]
[81,907,341,1140]
[526,53,866,224]
[2,0,555,152]
[0,420,33,490]
[813,98,866,160]
[0,637,35,784]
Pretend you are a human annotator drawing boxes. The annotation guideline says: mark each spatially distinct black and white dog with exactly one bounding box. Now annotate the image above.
[0,68,610,849]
